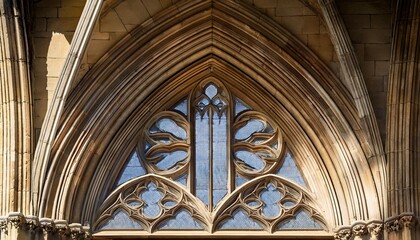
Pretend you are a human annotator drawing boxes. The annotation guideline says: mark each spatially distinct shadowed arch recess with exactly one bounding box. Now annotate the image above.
[36,0,383,234]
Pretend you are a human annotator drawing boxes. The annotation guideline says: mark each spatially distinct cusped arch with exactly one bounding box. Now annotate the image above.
[34,0,383,233]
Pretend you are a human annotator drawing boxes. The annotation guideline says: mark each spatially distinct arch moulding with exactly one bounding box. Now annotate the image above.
[31,0,386,239]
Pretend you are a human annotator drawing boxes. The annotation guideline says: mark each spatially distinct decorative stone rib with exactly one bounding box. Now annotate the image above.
[0,214,90,240]
[32,0,104,216]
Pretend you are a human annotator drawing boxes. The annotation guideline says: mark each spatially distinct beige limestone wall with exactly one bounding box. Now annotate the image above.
[250,0,341,80]
[337,0,392,141]
[32,0,84,140]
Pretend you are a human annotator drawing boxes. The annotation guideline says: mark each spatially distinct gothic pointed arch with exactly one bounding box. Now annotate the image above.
[32,0,385,237]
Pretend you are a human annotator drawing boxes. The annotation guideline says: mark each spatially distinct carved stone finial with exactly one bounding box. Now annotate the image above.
[334,228,352,240]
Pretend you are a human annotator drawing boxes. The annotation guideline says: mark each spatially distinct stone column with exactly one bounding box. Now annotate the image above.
[386,0,420,239]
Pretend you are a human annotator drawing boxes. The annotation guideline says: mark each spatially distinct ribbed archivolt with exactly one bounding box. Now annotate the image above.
[0,0,32,215]
[386,0,420,238]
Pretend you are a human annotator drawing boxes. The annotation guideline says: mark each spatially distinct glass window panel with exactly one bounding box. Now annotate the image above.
[172,98,188,116]
[158,209,204,229]
[99,210,143,229]
[235,150,265,171]
[155,118,187,140]
[277,210,324,230]
[218,208,264,230]
[212,112,228,207]
[205,84,218,99]
[195,111,210,205]
[234,119,265,140]
[235,174,248,188]
[276,152,306,187]
[141,183,163,218]
[260,183,282,218]
[174,174,188,187]
[235,98,250,116]
[117,151,146,186]
[155,150,187,170]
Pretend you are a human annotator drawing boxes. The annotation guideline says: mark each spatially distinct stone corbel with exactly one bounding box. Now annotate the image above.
[334,220,384,240]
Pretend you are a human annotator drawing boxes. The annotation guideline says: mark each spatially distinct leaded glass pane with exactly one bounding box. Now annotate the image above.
[235,150,265,171]
[235,98,250,116]
[260,183,282,218]
[158,209,204,230]
[218,209,263,230]
[141,182,163,218]
[195,111,210,206]
[155,150,188,170]
[117,151,146,186]
[212,111,228,207]
[172,98,188,116]
[276,152,306,187]
[277,210,324,230]
[235,119,265,140]
[99,210,143,229]
[174,174,187,187]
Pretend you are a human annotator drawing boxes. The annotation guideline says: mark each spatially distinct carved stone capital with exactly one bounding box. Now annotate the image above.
[385,213,418,232]
[25,216,40,233]
[367,222,383,237]
[0,217,8,234]
[334,220,384,240]
[39,218,56,233]
[55,220,70,236]
[334,228,352,240]
[352,223,367,236]
[0,213,91,239]
[385,218,400,232]
[7,212,26,229]
[400,215,417,229]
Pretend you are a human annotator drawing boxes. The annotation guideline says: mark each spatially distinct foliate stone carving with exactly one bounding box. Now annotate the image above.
[334,228,352,240]
[385,214,418,232]
[25,216,40,233]
[385,219,400,232]
[334,221,384,240]
[367,222,383,237]
[352,223,367,236]
[40,218,56,233]
[0,217,8,233]
[400,215,417,229]
[55,220,70,236]
[0,213,90,239]
[7,212,26,229]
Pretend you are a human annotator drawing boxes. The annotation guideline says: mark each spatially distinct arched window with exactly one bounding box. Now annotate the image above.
[93,80,327,235]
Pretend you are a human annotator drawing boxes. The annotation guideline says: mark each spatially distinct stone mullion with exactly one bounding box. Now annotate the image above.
[386,0,420,239]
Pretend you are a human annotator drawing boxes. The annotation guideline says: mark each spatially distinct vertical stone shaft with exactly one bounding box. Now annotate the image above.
[386,0,420,238]
[0,0,32,215]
